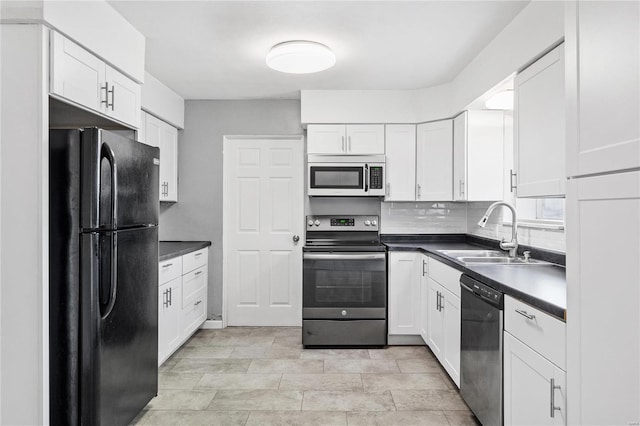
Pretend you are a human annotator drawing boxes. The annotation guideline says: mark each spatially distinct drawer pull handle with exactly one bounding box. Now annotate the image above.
[194,300,202,306]
[195,253,202,257]
[515,309,535,320]
[162,263,173,268]
[195,271,202,276]
[550,378,562,418]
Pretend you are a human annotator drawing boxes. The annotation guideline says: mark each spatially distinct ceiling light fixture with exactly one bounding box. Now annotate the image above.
[266,41,336,74]
[485,89,514,110]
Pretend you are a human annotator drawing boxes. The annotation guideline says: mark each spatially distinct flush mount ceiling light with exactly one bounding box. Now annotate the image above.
[266,41,336,74]
[485,89,514,110]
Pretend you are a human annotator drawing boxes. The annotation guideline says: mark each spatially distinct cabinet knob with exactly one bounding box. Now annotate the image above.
[292,235,300,243]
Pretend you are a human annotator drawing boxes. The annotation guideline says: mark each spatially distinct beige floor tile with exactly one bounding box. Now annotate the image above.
[347,410,451,426]
[439,371,458,390]
[396,358,443,373]
[362,373,449,391]
[208,335,275,347]
[246,410,347,426]
[249,327,302,338]
[132,409,248,425]
[229,343,301,359]
[279,373,363,391]
[368,346,431,360]
[391,389,470,411]
[208,389,303,411]
[195,373,282,390]
[170,358,251,374]
[444,410,481,426]
[158,372,203,390]
[324,359,400,374]
[204,327,255,337]
[248,359,324,373]
[273,335,303,346]
[146,389,216,410]
[158,357,179,374]
[302,390,395,412]
[300,348,370,360]
[173,345,234,359]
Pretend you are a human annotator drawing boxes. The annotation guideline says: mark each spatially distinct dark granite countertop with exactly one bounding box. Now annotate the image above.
[159,241,212,261]
[383,235,566,321]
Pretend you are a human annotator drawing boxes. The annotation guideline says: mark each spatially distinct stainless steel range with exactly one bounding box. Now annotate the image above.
[302,215,387,347]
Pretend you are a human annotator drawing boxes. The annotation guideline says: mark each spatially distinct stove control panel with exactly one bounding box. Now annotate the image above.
[306,215,379,231]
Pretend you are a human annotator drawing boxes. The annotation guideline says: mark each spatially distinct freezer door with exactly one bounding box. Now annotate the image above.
[80,226,158,425]
[81,128,159,230]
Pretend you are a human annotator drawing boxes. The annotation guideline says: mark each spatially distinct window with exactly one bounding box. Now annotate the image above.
[511,198,565,229]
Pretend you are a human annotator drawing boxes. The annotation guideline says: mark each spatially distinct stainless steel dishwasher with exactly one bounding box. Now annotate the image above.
[460,274,504,426]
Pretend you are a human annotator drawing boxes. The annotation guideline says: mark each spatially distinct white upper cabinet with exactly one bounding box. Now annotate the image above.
[453,111,505,201]
[140,111,179,202]
[566,2,639,177]
[307,124,384,155]
[416,120,454,201]
[50,31,141,129]
[514,43,565,197]
[385,124,416,201]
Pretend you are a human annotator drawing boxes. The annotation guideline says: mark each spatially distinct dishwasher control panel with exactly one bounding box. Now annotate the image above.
[461,274,503,307]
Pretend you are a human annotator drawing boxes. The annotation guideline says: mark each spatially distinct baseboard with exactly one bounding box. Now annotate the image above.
[387,334,425,345]
[200,320,223,329]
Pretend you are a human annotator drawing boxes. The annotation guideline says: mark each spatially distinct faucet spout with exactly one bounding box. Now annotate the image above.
[477,201,518,258]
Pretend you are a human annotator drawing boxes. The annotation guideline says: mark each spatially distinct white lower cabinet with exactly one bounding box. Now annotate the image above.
[504,332,567,425]
[427,277,460,386]
[158,248,208,365]
[504,295,567,425]
[388,252,421,335]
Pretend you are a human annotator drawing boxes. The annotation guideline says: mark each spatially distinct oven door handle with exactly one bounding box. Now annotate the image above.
[303,253,386,260]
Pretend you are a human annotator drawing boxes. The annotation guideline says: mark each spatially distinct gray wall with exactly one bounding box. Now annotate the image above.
[159,100,303,320]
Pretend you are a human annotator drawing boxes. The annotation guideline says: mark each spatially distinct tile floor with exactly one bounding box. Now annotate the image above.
[132,327,480,426]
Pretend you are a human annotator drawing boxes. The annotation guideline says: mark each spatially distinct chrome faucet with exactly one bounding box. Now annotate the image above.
[477,201,519,258]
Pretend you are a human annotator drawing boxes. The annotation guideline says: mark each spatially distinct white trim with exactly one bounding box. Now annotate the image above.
[503,220,565,231]
[200,320,223,330]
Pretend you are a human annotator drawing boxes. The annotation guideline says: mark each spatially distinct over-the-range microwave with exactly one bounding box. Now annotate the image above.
[307,155,385,196]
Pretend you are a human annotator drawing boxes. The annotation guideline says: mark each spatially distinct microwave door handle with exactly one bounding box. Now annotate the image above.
[364,164,369,192]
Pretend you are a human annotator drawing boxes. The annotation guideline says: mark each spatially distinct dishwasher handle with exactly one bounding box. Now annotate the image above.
[460,275,503,309]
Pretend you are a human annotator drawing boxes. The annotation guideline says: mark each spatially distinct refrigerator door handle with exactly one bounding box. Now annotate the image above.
[101,142,118,229]
[101,233,118,320]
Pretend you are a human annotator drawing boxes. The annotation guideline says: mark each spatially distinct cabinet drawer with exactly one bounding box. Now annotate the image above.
[505,296,566,370]
[429,257,462,298]
[182,265,207,308]
[159,257,182,285]
[181,288,206,337]
[183,248,207,274]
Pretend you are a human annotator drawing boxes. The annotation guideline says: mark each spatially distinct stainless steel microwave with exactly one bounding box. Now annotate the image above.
[307,155,385,196]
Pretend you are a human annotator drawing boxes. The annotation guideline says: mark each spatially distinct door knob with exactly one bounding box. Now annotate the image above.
[292,235,300,243]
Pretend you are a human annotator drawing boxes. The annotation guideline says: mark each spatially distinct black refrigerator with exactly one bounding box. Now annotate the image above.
[49,128,160,425]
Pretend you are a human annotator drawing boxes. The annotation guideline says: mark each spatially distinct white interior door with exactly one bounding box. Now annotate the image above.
[223,136,303,326]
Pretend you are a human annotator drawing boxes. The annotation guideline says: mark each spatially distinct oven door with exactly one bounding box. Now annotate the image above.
[303,252,386,319]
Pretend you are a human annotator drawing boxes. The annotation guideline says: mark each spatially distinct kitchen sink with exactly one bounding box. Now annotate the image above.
[437,249,505,258]
[457,256,550,265]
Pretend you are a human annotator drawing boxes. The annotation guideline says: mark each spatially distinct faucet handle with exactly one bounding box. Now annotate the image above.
[523,251,531,262]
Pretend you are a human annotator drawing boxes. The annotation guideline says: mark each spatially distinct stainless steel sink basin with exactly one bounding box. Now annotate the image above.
[438,249,505,258]
[457,257,550,265]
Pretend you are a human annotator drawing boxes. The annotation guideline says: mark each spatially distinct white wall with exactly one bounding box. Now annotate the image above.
[0,23,49,425]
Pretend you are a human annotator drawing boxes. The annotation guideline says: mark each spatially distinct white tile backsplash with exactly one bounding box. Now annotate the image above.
[382,201,566,253]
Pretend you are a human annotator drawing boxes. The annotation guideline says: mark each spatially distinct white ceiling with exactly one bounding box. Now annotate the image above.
[109,1,529,100]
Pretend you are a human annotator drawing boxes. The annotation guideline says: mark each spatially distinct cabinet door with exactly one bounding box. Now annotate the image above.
[504,332,566,426]
[441,288,460,387]
[416,120,453,201]
[50,31,106,113]
[307,125,346,154]
[566,2,639,177]
[427,278,444,360]
[388,252,421,335]
[346,125,385,154]
[137,110,147,143]
[159,123,179,202]
[419,255,430,344]
[566,171,639,424]
[144,113,162,148]
[104,65,141,128]
[158,278,182,365]
[452,112,468,201]
[466,110,505,201]
[385,125,416,201]
[514,43,565,197]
